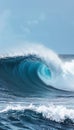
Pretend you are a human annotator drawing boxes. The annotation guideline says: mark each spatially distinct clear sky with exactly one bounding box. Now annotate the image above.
[0,0,74,54]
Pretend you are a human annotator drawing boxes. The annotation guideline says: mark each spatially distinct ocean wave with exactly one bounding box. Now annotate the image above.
[0,44,74,130]
[0,44,74,93]
[1,103,74,123]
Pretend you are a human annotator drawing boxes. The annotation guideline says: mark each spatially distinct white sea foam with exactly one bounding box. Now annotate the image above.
[0,103,74,122]
[63,60,74,75]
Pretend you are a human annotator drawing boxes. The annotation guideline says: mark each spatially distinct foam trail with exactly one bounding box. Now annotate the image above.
[1,103,74,123]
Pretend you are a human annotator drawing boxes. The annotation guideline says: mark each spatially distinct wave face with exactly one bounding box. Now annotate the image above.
[0,45,74,129]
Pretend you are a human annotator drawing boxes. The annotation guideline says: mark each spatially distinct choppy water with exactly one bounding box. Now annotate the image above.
[0,45,74,130]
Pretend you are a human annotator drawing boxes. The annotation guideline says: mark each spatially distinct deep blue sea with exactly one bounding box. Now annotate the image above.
[0,47,74,130]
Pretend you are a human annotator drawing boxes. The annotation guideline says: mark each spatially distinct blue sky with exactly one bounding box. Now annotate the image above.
[0,0,74,54]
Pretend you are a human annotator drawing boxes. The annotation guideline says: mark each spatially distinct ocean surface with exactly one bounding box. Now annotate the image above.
[0,46,74,130]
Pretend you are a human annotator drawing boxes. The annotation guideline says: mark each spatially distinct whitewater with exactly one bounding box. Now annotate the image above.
[0,44,74,130]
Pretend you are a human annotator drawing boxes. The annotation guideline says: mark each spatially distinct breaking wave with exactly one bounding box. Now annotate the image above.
[0,44,74,94]
[1,103,74,123]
